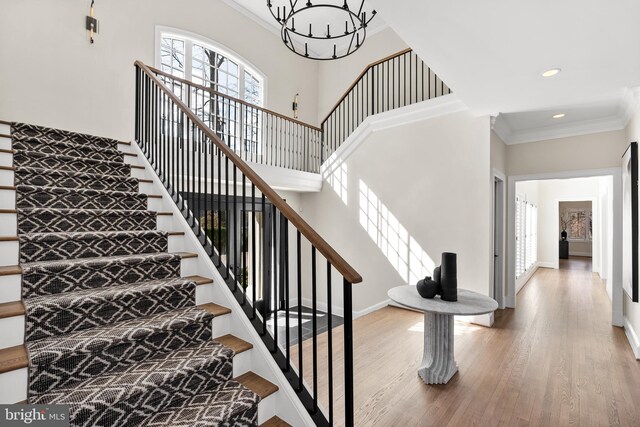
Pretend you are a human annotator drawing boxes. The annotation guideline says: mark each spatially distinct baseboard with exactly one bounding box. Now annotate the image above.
[568,252,592,257]
[624,317,640,359]
[295,298,391,320]
[466,313,494,327]
[537,261,555,269]
[516,262,539,294]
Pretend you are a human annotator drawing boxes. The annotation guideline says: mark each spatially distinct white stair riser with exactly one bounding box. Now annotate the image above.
[0,213,16,235]
[0,256,200,304]
[0,152,12,166]
[0,241,18,266]
[0,189,15,209]
[0,369,27,404]
[0,169,13,186]
[0,139,10,151]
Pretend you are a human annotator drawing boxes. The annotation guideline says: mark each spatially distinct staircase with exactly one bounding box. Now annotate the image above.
[0,121,288,426]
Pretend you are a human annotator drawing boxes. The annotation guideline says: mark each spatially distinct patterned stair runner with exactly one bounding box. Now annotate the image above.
[8,122,260,426]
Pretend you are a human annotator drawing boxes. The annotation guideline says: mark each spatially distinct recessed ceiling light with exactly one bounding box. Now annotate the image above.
[553,113,566,119]
[542,68,561,77]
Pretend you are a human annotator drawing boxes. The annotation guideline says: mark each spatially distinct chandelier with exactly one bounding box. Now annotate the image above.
[267,0,377,60]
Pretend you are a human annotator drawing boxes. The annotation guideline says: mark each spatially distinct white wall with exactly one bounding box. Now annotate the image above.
[316,28,408,122]
[624,96,640,357]
[298,109,492,314]
[507,130,628,176]
[0,0,319,141]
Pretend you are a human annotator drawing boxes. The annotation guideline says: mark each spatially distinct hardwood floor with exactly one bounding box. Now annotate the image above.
[290,266,640,426]
[559,256,593,271]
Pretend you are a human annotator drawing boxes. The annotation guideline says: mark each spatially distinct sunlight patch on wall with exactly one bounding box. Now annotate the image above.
[359,180,435,284]
[328,163,348,205]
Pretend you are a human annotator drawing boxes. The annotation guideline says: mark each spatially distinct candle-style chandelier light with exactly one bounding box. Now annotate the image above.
[267,0,377,60]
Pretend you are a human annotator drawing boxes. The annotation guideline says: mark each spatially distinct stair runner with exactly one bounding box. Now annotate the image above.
[9,123,261,426]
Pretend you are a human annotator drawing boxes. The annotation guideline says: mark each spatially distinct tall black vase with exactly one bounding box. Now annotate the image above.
[440,252,458,302]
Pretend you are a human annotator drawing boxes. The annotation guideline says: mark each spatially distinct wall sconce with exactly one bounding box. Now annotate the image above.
[292,93,299,119]
[86,0,98,44]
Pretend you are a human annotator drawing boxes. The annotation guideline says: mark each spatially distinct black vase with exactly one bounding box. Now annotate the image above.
[561,230,567,241]
[433,266,442,295]
[440,252,458,302]
[417,276,438,299]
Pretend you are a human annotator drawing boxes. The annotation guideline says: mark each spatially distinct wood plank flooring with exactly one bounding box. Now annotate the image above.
[290,266,640,426]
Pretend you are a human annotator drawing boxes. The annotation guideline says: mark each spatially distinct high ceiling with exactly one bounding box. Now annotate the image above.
[228,0,640,143]
[369,0,640,143]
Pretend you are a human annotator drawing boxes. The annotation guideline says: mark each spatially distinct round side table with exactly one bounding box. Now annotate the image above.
[388,286,498,384]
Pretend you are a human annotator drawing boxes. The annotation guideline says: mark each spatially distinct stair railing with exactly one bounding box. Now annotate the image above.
[320,48,452,161]
[135,61,360,427]
[148,65,324,174]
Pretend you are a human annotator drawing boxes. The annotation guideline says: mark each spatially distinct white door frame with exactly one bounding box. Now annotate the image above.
[507,167,623,327]
[491,169,506,309]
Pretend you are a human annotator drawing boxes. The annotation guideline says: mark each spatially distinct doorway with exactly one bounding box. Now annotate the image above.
[506,169,622,326]
[493,172,505,308]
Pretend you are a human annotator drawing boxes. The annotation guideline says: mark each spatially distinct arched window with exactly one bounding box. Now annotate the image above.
[156,27,265,106]
[156,27,266,154]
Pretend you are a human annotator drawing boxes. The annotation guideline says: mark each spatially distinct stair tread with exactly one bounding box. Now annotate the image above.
[19,229,170,241]
[213,334,253,354]
[32,340,234,407]
[0,275,214,319]
[26,306,216,361]
[261,416,292,427]
[11,122,123,148]
[0,344,28,374]
[13,148,128,168]
[0,265,22,276]
[0,327,240,375]
[0,236,18,241]
[0,300,24,319]
[13,137,124,159]
[15,183,142,197]
[143,378,261,426]
[235,372,279,399]
[15,165,139,183]
[21,251,194,269]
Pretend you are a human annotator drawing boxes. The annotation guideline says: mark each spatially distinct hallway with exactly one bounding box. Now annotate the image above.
[293,266,640,426]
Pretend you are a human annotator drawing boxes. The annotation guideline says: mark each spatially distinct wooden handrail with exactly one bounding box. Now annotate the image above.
[148,66,323,133]
[321,48,413,125]
[136,61,362,284]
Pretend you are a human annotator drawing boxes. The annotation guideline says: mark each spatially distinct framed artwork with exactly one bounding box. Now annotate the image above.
[622,142,638,302]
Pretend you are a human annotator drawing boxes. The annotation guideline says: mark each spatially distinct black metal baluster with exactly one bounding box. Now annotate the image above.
[233,164,238,290]
[252,183,257,320]
[296,230,303,392]
[344,278,354,427]
[225,157,230,279]
[261,193,267,336]
[283,216,290,371]
[272,204,278,354]
[311,246,318,413]
[217,144,222,267]
[327,261,334,425]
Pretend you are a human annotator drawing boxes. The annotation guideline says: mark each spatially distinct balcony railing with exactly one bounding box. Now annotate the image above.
[321,48,452,160]
[148,66,324,174]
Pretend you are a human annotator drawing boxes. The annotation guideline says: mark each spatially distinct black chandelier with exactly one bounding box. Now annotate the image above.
[267,0,377,60]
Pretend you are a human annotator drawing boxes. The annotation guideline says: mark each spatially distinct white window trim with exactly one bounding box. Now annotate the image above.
[154,26,267,107]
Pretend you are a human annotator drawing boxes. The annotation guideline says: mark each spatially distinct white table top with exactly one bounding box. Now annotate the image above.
[388,286,498,316]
